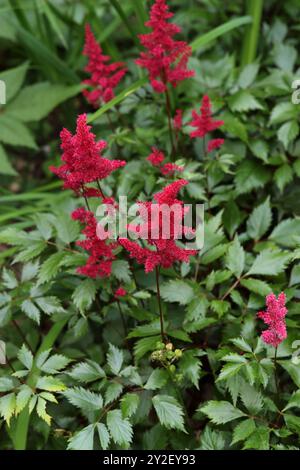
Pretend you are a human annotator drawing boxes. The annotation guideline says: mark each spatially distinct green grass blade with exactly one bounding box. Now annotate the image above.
[15,27,78,83]
[241,0,263,66]
[132,0,147,33]
[87,77,147,123]
[190,16,252,52]
[110,0,141,48]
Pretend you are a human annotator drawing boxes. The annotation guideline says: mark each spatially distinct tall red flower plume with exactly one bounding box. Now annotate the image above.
[257,292,288,348]
[136,0,194,93]
[190,95,224,153]
[119,180,197,273]
[50,114,126,196]
[82,24,127,107]
[72,207,117,278]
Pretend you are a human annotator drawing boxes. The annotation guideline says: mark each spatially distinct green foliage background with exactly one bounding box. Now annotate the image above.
[0,0,300,451]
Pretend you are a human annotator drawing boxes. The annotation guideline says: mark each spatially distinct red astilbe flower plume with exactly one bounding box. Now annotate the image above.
[136,0,194,93]
[50,114,126,197]
[257,292,288,348]
[82,24,127,107]
[160,162,183,176]
[190,95,224,153]
[72,207,117,278]
[147,147,165,166]
[119,180,197,273]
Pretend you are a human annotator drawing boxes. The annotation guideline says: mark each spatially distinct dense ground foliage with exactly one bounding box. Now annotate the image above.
[0,0,300,451]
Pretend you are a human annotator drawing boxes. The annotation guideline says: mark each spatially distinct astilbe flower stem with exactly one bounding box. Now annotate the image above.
[155,265,165,342]
[164,89,176,159]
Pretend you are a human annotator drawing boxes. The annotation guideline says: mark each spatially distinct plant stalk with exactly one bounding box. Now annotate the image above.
[155,266,165,342]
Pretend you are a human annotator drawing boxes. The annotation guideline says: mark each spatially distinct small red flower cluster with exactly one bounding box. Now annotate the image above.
[119,180,196,273]
[136,0,194,93]
[50,114,126,197]
[257,292,288,348]
[147,147,183,176]
[190,95,224,153]
[72,208,117,278]
[82,24,127,107]
[114,287,127,299]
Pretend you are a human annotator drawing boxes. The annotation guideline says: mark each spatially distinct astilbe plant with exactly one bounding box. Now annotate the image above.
[2,0,299,454]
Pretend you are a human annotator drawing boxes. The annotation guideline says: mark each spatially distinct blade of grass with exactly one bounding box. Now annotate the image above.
[87,77,147,123]
[110,0,141,48]
[15,26,78,83]
[8,0,32,32]
[12,319,69,450]
[190,16,252,52]
[132,0,147,33]
[241,0,263,66]
[39,0,67,49]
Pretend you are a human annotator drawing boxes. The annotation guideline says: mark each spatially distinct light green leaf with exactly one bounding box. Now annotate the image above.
[37,251,66,285]
[96,423,110,450]
[243,426,269,450]
[21,299,40,324]
[152,395,186,432]
[160,280,194,305]
[36,376,66,392]
[0,62,29,102]
[39,354,71,374]
[68,424,95,450]
[121,393,140,418]
[278,121,299,149]
[201,400,245,424]
[144,369,169,390]
[247,198,272,241]
[17,345,33,370]
[226,235,245,278]
[36,397,51,425]
[0,115,36,148]
[6,83,82,122]
[231,419,256,445]
[270,218,300,248]
[0,392,16,425]
[107,344,124,375]
[72,279,97,313]
[240,278,272,296]
[64,387,103,413]
[104,382,123,405]
[0,143,17,176]
[68,361,105,383]
[106,409,133,448]
[247,249,291,276]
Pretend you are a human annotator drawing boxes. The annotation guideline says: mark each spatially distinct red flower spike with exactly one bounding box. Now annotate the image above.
[72,208,117,279]
[119,180,196,273]
[50,114,126,196]
[257,292,288,348]
[136,0,194,93]
[190,95,224,139]
[82,24,127,107]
